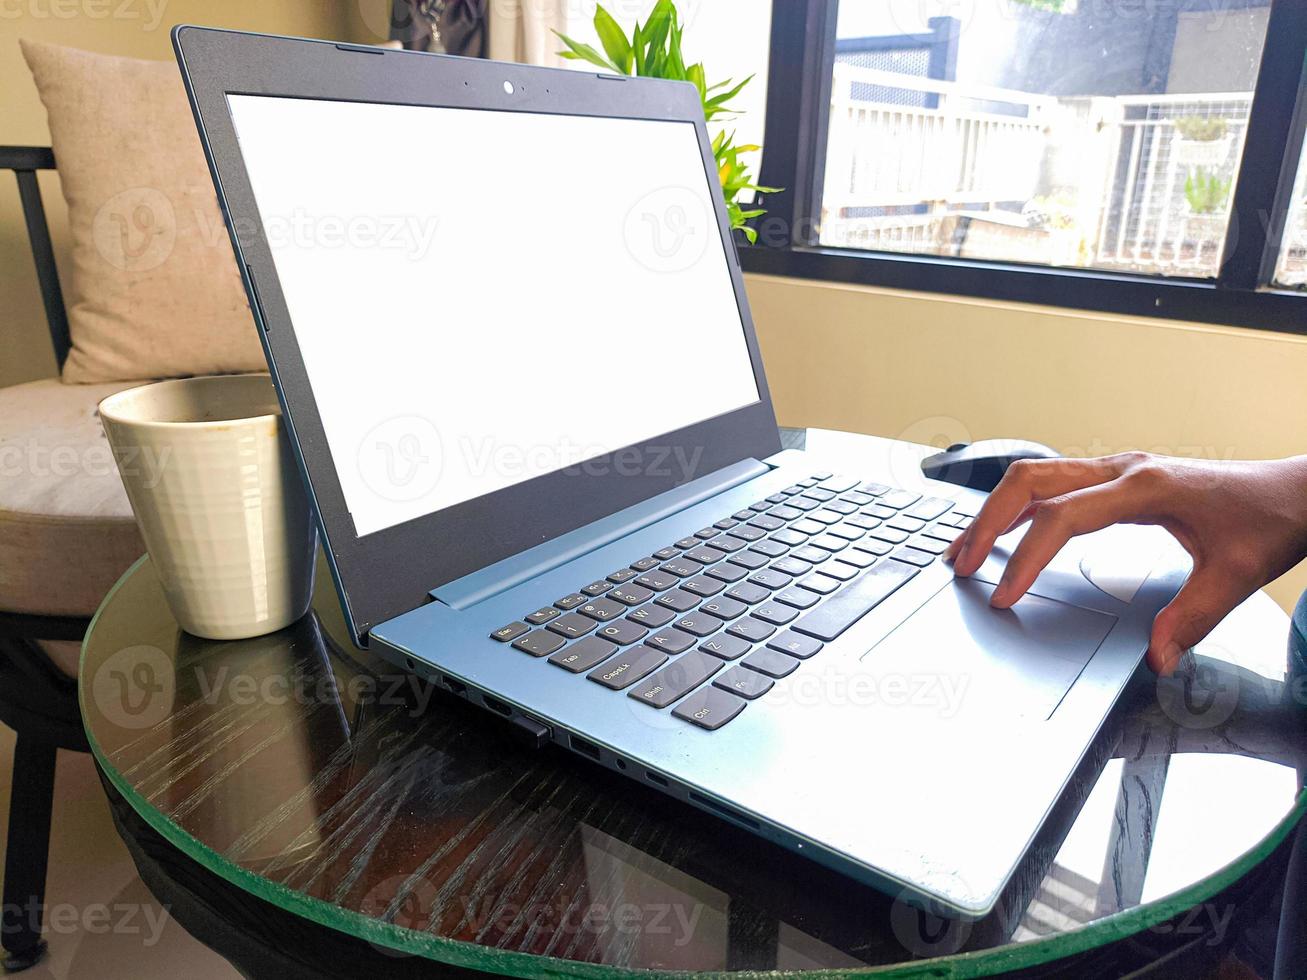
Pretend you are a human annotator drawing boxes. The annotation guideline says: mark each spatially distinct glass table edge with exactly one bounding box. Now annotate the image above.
[77,556,1307,979]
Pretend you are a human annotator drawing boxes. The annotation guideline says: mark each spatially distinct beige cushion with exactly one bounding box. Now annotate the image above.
[20,39,265,384]
[0,378,145,620]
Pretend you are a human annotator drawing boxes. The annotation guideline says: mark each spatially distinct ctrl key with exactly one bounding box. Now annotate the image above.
[673,686,746,730]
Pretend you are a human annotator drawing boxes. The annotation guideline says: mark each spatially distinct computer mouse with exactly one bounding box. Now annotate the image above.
[920,439,1061,492]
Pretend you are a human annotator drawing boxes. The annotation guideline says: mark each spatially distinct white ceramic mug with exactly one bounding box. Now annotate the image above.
[99,374,317,640]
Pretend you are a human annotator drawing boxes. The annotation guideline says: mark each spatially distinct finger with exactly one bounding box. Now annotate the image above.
[945,503,1036,562]
[989,482,1141,608]
[1147,565,1254,676]
[953,457,1124,577]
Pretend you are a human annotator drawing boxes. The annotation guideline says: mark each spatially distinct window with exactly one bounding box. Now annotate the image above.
[745,1,1307,335]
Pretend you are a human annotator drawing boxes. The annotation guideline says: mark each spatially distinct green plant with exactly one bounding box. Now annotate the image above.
[1174,116,1228,142]
[555,0,778,241]
[1185,169,1232,214]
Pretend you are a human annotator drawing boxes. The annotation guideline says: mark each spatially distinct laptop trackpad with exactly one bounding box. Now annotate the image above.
[859,578,1117,721]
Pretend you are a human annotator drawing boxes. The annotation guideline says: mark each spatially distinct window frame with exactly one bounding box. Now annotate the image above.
[743,0,1307,336]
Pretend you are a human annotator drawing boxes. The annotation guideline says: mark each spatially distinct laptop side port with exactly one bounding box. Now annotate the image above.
[645,771,669,787]
[442,676,467,696]
[569,734,601,761]
[688,792,760,830]
[481,694,513,717]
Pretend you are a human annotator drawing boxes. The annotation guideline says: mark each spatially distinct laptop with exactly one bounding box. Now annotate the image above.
[173,25,1187,919]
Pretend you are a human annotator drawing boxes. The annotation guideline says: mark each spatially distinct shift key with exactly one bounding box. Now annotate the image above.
[628,652,722,709]
[792,561,919,642]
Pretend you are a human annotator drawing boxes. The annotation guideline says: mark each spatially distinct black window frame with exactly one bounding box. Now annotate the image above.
[742,0,1307,337]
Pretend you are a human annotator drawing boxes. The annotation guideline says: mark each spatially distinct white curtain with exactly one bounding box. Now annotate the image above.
[489,0,569,66]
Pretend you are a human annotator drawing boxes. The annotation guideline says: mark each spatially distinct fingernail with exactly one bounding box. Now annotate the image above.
[990,584,1010,607]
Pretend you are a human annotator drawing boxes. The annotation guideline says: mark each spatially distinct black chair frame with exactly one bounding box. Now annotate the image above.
[0,145,92,973]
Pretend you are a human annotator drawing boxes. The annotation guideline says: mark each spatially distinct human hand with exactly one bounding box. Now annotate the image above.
[945,452,1307,675]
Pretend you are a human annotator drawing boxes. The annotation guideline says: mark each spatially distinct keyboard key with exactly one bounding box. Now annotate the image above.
[743,648,799,678]
[905,497,954,521]
[749,569,792,590]
[555,593,587,611]
[825,500,858,515]
[792,519,827,536]
[815,560,859,582]
[771,529,808,547]
[922,524,964,544]
[888,516,927,533]
[792,545,830,564]
[662,558,704,578]
[708,534,747,553]
[792,561,919,642]
[766,493,789,505]
[646,627,696,654]
[684,546,726,565]
[768,505,803,522]
[768,631,824,659]
[820,475,859,492]
[727,550,769,571]
[749,514,785,531]
[629,652,722,708]
[656,589,700,613]
[513,629,567,657]
[775,587,820,610]
[772,556,813,578]
[491,621,530,642]
[682,576,725,598]
[714,665,774,699]
[548,613,598,639]
[890,547,936,567]
[907,536,949,555]
[673,687,746,730]
[798,573,842,595]
[867,527,910,544]
[550,636,617,672]
[788,497,819,512]
[750,539,788,558]
[753,602,798,626]
[732,509,755,522]
[714,517,739,530]
[860,481,891,496]
[630,556,661,572]
[695,527,719,540]
[706,562,748,583]
[847,514,882,530]
[635,570,677,591]
[699,634,752,660]
[653,546,680,560]
[749,500,772,512]
[879,489,921,509]
[808,510,843,526]
[610,584,655,606]
[726,582,770,604]
[700,596,748,620]
[843,490,875,506]
[731,524,766,541]
[596,619,650,645]
[864,504,898,520]
[835,548,876,569]
[525,606,560,625]
[629,604,676,628]
[675,536,699,550]
[781,484,806,496]
[674,613,721,638]
[828,524,865,542]
[801,487,836,502]
[854,537,894,556]
[607,568,639,584]
[799,476,821,486]
[582,580,613,597]
[728,617,776,642]
[809,534,848,552]
[579,597,625,622]
[589,647,667,690]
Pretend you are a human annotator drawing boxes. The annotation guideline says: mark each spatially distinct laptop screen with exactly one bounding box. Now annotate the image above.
[225,94,760,538]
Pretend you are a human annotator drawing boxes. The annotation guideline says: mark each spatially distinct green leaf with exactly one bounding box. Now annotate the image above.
[686,63,706,100]
[705,74,752,109]
[553,31,619,72]
[592,5,633,74]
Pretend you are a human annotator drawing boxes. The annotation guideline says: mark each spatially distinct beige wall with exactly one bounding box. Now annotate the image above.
[0,0,362,389]
[746,273,1307,613]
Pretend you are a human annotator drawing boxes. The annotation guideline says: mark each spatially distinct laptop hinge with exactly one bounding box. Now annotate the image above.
[430,457,771,611]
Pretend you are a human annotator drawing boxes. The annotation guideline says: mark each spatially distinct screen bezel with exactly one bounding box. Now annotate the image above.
[174,27,781,643]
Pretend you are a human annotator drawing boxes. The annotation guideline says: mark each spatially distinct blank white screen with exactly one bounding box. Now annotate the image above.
[226,95,760,537]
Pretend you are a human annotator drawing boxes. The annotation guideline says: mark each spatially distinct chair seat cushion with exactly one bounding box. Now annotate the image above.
[0,378,145,617]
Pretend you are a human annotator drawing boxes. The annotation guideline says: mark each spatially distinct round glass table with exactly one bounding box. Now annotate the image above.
[80,431,1307,977]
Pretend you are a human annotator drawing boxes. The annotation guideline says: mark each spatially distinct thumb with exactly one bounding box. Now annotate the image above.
[1147,564,1251,676]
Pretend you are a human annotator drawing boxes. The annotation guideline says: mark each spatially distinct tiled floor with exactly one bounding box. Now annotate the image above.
[0,721,237,979]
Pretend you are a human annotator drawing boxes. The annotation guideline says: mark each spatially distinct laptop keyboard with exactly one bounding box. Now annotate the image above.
[489,473,975,731]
